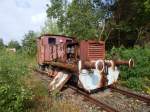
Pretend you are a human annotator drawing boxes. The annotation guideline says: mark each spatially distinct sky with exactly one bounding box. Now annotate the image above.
[0,0,49,44]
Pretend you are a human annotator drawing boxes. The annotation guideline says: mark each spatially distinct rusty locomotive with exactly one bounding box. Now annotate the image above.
[37,34,134,93]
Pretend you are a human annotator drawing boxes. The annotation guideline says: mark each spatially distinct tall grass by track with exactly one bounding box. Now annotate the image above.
[0,49,33,112]
[0,49,80,112]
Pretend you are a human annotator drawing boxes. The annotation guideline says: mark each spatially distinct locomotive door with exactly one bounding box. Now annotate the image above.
[40,41,45,64]
[37,38,44,65]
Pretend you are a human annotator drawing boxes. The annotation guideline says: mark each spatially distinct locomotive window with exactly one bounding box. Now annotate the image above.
[66,40,72,43]
[48,38,56,44]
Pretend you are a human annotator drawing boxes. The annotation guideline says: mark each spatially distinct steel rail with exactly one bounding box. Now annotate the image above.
[68,85,119,112]
[109,86,150,105]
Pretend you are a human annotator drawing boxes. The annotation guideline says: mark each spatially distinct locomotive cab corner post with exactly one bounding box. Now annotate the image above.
[36,34,134,93]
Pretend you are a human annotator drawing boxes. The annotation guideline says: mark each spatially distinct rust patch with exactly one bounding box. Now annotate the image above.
[80,40,105,62]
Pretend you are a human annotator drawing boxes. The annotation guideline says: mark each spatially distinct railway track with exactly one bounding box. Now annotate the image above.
[68,85,118,112]
[109,86,150,105]
[33,68,150,112]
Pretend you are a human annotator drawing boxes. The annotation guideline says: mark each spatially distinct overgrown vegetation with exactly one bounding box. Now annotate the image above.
[0,49,80,112]
[8,40,21,50]
[22,31,37,57]
[23,66,80,112]
[107,44,150,94]
[0,50,32,112]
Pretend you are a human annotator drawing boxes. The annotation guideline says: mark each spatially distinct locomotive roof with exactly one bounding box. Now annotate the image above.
[38,34,75,40]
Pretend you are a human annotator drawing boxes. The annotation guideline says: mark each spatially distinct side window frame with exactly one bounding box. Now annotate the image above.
[48,37,56,45]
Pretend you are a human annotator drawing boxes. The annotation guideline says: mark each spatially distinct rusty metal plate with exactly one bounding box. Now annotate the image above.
[107,66,119,85]
[48,72,71,92]
[88,42,105,60]
[52,45,57,60]
[79,69,102,91]
[57,44,66,62]
[80,41,105,61]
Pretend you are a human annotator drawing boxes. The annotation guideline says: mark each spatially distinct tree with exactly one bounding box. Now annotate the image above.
[41,18,59,34]
[46,0,109,40]
[144,0,150,13]
[46,0,150,47]
[66,0,98,40]
[22,31,37,56]
[8,40,20,50]
[0,38,4,48]
[46,0,68,33]
[110,0,150,46]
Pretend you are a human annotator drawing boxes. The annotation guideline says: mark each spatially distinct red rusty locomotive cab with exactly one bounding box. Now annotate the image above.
[37,34,74,66]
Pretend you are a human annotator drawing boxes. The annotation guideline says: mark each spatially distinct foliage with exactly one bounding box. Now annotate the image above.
[22,31,37,56]
[111,0,150,46]
[46,0,67,33]
[0,50,32,112]
[46,0,150,46]
[144,0,150,12]
[8,40,21,50]
[46,0,111,40]
[66,0,98,40]
[107,45,150,93]
[125,78,145,91]
[0,38,4,49]
[23,70,81,112]
[41,19,59,34]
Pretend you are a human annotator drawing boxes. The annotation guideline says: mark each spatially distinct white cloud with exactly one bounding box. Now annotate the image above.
[0,0,49,44]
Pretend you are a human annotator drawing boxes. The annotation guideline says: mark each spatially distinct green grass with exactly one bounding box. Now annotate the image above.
[0,49,80,112]
[23,71,80,112]
[0,50,33,112]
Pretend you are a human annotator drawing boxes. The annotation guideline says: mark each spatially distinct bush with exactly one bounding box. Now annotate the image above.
[0,50,32,112]
[107,45,150,93]
[125,78,144,91]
